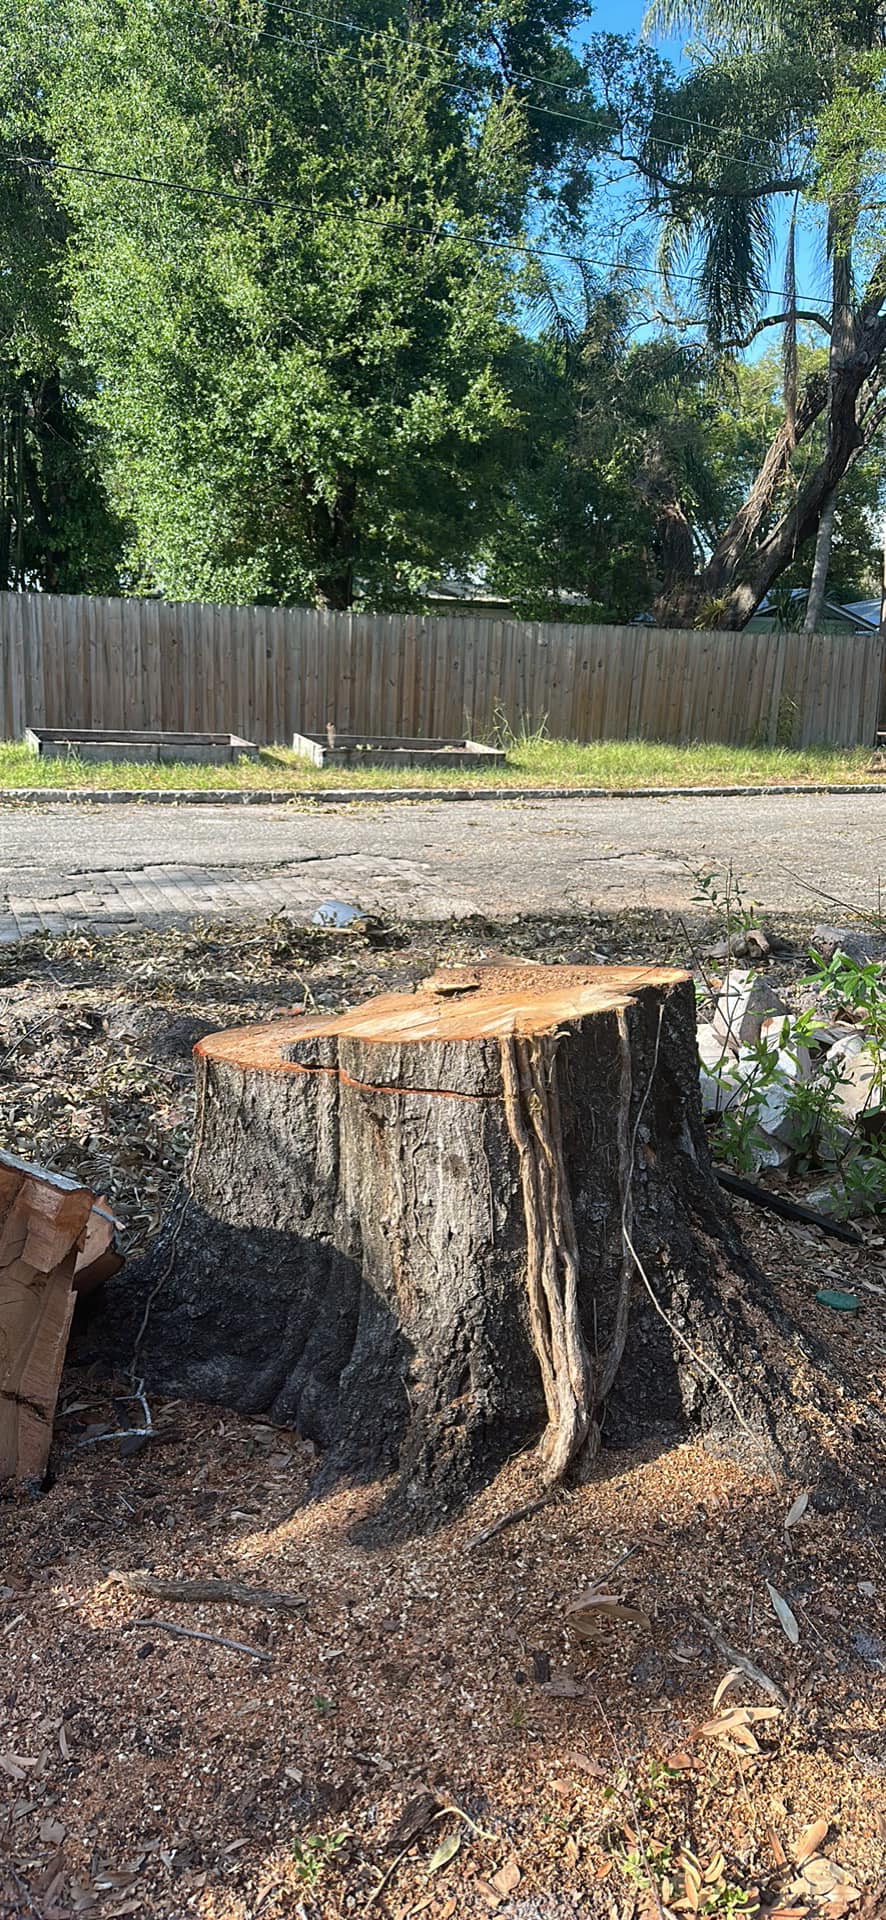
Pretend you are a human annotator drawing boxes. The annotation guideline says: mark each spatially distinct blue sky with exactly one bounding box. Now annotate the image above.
[570,0,829,355]
[588,0,683,60]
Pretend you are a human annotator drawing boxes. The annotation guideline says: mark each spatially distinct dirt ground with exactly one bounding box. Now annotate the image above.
[1,911,884,1920]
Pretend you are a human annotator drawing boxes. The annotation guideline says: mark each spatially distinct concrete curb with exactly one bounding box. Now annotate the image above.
[0,781,884,807]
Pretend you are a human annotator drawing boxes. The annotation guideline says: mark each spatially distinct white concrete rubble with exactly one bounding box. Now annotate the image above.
[712,970,789,1051]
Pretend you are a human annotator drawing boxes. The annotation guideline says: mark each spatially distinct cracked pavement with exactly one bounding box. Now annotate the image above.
[0,790,884,937]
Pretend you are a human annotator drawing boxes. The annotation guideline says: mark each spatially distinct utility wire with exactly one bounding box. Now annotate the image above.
[260,0,812,159]
[11,0,807,177]
[1,150,834,308]
[215,0,807,172]
[9,2,823,232]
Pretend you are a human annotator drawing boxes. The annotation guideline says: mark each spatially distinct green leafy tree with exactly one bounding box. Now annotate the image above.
[15,0,610,609]
[0,84,123,593]
[480,270,739,618]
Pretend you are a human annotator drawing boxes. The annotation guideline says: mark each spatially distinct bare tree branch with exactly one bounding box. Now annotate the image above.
[720,309,832,349]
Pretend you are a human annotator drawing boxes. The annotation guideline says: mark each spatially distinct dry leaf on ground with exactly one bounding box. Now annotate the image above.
[541,1672,589,1699]
[785,1491,810,1533]
[793,1819,831,1866]
[767,1581,801,1645]
[768,1826,789,1868]
[427,1831,461,1877]
[698,1705,781,1754]
[565,1591,651,1641]
[712,1665,747,1709]
[491,1860,521,1896]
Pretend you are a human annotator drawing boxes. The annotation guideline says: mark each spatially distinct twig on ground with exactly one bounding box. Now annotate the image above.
[589,1543,641,1589]
[777,864,885,930]
[109,1571,306,1613]
[466,1489,556,1549]
[695,1610,787,1707]
[73,1424,151,1450]
[252,1883,289,1917]
[0,1864,41,1920]
[127,1617,272,1660]
[363,1801,496,1912]
[364,1834,423,1912]
[71,1380,154,1451]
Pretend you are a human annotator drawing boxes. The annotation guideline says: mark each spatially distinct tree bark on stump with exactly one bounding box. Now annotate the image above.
[89,963,814,1528]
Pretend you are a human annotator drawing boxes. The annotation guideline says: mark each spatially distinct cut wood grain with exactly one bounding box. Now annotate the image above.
[0,1151,99,1481]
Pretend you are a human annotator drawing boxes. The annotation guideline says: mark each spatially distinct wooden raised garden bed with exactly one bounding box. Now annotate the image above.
[291,730,505,771]
[25,727,258,766]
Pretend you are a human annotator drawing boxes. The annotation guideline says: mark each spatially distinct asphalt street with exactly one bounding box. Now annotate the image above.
[0,790,883,936]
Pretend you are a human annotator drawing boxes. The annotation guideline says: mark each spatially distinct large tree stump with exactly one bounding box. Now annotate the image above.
[89,961,818,1525]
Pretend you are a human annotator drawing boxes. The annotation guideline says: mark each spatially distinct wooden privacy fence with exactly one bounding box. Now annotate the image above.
[1,590,883,749]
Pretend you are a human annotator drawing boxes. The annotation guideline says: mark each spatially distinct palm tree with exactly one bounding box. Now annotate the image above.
[632,0,886,627]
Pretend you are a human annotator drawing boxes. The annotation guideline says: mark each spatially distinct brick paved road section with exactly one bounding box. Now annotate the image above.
[0,791,884,938]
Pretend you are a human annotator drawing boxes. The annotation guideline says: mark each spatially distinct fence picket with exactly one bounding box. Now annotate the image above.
[0,590,881,752]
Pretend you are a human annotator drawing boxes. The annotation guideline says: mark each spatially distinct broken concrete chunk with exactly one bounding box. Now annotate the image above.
[814,1020,863,1050]
[759,1015,811,1077]
[825,1036,879,1120]
[699,1063,745,1117]
[811,924,886,968]
[696,1009,815,1166]
[742,1042,808,1146]
[712,971,788,1051]
[696,1022,730,1072]
[697,1021,749,1115]
[808,1153,886,1215]
[311,900,365,929]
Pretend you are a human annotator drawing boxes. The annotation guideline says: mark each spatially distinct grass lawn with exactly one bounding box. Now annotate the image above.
[0,736,880,792]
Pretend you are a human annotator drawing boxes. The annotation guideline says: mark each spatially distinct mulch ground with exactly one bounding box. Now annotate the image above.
[1,911,884,1920]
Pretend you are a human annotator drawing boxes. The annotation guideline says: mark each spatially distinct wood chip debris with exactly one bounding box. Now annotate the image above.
[0,912,883,1920]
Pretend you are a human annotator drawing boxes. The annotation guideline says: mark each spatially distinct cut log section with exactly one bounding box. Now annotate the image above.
[74,1199,125,1296]
[0,1152,116,1482]
[89,960,821,1527]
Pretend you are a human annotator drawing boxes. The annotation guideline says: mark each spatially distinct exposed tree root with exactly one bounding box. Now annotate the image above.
[498,1016,637,1489]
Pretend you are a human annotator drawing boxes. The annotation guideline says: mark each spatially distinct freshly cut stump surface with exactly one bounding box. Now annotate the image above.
[92,962,812,1528]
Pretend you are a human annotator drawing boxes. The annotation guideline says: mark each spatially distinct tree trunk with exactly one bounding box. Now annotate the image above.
[86,963,818,1532]
[802,492,837,633]
[310,475,358,610]
[879,512,886,638]
[652,368,829,628]
[655,283,886,630]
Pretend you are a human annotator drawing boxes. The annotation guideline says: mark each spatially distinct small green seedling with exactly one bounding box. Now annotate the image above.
[291,1829,350,1888]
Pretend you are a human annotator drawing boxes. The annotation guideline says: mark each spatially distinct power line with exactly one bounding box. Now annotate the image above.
[10,1,817,195]
[260,0,805,161]
[2,149,834,309]
[215,0,797,173]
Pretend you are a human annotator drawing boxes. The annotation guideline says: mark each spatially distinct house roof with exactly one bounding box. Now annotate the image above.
[751,589,881,631]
